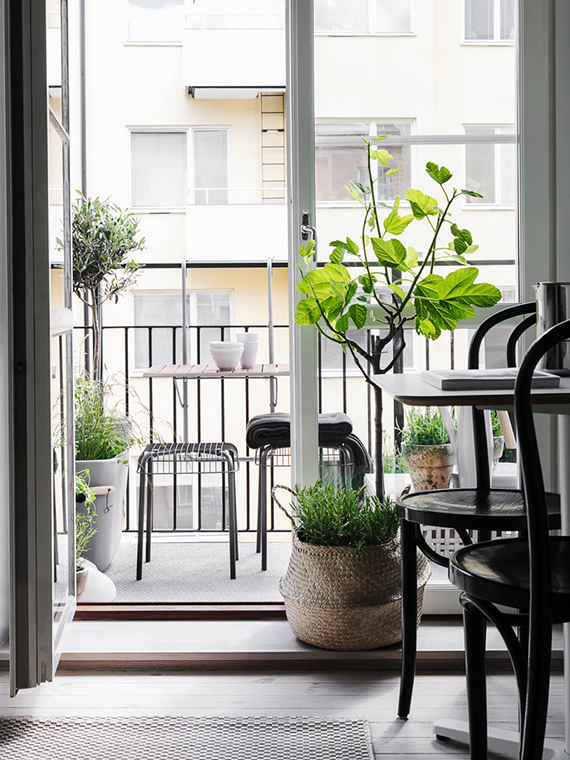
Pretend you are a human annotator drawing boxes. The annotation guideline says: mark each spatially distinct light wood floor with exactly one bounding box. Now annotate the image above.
[0,670,564,758]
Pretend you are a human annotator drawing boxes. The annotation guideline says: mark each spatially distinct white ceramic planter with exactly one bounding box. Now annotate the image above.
[237,332,259,368]
[76,451,129,571]
[209,341,244,371]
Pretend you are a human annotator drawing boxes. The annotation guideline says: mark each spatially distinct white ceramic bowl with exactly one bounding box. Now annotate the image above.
[209,341,244,371]
[236,332,259,344]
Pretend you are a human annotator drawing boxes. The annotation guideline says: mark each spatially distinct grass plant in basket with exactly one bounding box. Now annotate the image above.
[275,482,430,651]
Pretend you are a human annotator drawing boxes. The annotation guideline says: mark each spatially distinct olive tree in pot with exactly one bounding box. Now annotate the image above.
[401,407,456,491]
[275,483,431,651]
[75,378,136,571]
[60,194,144,382]
[295,141,502,499]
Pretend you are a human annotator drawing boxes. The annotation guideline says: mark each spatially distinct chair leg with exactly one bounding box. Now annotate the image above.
[145,457,153,563]
[136,455,148,580]
[462,597,488,760]
[224,452,237,580]
[398,519,418,719]
[259,449,268,571]
[256,451,264,554]
[520,608,552,760]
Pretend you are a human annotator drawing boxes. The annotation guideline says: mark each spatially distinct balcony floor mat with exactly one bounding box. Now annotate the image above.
[0,715,374,760]
[104,541,292,603]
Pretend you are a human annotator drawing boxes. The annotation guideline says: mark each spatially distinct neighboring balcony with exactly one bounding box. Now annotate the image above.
[183,0,285,97]
[186,188,288,262]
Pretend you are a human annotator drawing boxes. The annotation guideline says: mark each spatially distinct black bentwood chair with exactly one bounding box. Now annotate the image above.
[449,318,570,760]
[397,302,562,719]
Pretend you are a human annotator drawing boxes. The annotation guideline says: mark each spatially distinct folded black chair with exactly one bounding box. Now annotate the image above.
[246,412,373,569]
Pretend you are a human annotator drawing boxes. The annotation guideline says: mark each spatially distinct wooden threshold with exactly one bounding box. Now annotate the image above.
[75,602,287,621]
[56,649,564,673]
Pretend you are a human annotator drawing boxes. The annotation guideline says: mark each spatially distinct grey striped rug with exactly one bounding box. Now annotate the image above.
[0,715,374,760]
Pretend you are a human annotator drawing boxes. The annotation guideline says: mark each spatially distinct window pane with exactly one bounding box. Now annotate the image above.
[127,0,184,42]
[465,127,496,204]
[375,0,412,34]
[499,142,517,205]
[314,0,368,33]
[500,0,515,40]
[133,292,186,369]
[194,130,228,205]
[465,0,493,40]
[374,121,411,201]
[131,132,186,208]
[315,121,369,202]
[195,292,232,364]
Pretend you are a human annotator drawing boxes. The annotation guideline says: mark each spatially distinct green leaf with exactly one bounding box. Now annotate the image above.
[383,197,414,235]
[299,240,316,262]
[347,185,362,202]
[371,237,407,268]
[461,189,484,198]
[464,244,479,254]
[371,149,394,165]
[426,162,452,185]
[388,283,406,301]
[358,273,377,294]
[418,318,437,338]
[335,314,349,332]
[330,246,344,265]
[295,298,321,325]
[330,238,359,255]
[385,168,402,176]
[348,303,368,329]
[404,188,438,219]
[404,246,418,268]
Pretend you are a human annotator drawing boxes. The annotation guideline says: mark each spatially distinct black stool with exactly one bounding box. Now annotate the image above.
[136,442,240,580]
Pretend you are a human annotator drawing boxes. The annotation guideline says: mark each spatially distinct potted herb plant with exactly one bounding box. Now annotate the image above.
[75,472,97,601]
[295,140,502,499]
[401,407,456,491]
[75,377,135,571]
[275,482,431,651]
[491,410,505,471]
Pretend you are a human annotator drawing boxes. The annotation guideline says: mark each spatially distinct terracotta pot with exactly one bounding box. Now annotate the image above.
[402,443,456,491]
[76,566,89,602]
[493,435,504,472]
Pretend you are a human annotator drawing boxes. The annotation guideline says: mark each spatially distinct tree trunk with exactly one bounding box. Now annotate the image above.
[90,290,102,382]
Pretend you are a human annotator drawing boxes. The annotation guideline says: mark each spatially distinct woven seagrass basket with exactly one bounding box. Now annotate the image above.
[275,488,431,651]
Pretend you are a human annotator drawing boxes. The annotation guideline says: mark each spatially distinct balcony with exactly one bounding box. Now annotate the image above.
[186,188,288,262]
[183,0,285,97]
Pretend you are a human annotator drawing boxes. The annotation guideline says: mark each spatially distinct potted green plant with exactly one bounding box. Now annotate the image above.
[491,410,505,471]
[75,472,98,601]
[275,483,430,651]
[295,140,502,499]
[59,194,145,381]
[75,377,136,571]
[401,407,456,491]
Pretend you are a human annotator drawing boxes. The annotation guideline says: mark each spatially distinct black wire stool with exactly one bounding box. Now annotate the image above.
[136,442,240,580]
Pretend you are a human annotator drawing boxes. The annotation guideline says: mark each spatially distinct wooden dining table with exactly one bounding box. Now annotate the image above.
[372,371,570,759]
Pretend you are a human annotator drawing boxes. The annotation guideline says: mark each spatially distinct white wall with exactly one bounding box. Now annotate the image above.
[0,0,10,648]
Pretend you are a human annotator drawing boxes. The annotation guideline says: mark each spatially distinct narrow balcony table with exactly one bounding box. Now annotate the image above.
[373,371,570,759]
[144,363,290,380]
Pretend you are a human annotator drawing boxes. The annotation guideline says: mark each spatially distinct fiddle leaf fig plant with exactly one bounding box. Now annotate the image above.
[295,136,502,497]
[295,139,501,380]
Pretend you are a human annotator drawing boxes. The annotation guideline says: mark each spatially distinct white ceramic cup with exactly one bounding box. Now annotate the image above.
[209,341,244,371]
[237,332,259,369]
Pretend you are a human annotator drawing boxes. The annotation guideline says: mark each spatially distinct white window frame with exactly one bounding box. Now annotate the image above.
[314,0,415,37]
[463,125,517,210]
[463,0,516,45]
[315,119,415,207]
[130,288,235,374]
[125,0,184,46]
[128,126,231,212]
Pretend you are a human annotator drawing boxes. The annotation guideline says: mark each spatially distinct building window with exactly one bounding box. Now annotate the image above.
[127,0,184,43]
[465,126,516,206]
[131,131,187,209]
[315,0,412,34]
[464,0,515,42]
[133,291,232,370]
[131,129,229,209]
[315,121,412,203]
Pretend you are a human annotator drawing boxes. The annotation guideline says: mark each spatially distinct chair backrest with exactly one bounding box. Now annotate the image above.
[515,318,570,611]
[466,302,536,489]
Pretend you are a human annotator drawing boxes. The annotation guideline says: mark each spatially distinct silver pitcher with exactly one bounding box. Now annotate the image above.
[534,282,570,374]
